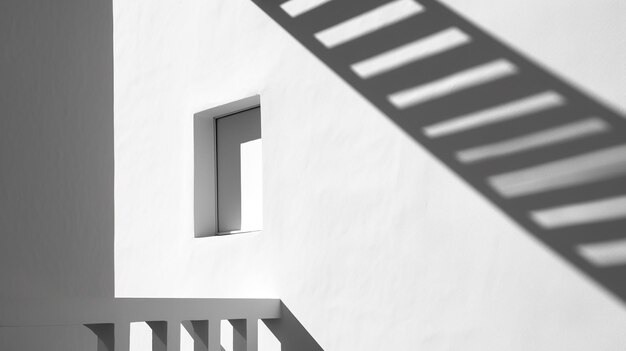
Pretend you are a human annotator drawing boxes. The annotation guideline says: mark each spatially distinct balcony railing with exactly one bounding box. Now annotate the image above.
[0,298,281,351]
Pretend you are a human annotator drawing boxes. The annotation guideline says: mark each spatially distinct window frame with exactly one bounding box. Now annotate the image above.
[193,95,261,238]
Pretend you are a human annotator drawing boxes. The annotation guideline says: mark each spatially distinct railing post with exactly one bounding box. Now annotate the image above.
[230,319,258,351]
[246,319,258,351]
[208,320,221,351]
[167,320,181,351]
[115,322,130,351]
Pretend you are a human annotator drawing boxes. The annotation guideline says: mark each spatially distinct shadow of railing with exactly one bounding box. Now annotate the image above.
[250,0,626,304]
[262,302,324,351]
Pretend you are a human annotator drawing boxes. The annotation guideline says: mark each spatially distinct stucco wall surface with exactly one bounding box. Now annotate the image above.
[114,0,626,350]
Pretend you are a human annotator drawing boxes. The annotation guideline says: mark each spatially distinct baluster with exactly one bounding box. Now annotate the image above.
[208,319,221,351]
[167,320,181,351]
[115,322,131,351]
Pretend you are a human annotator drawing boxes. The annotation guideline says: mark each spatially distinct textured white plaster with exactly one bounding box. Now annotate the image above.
[114,0,626,350]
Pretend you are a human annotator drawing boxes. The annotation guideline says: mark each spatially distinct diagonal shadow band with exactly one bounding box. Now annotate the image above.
[250,0,626,304]
[262,302,324,351]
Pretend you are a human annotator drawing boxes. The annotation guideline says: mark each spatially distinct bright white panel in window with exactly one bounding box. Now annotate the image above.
[240,138,263,231]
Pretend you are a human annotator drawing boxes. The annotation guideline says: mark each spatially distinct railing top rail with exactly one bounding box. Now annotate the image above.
[0,298,281,327]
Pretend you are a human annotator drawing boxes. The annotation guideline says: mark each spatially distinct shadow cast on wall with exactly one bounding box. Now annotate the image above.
[262,302,324,351]
[250,0,626,304]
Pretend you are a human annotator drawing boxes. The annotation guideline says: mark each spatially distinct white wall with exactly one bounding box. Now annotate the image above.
[114,0,626,350]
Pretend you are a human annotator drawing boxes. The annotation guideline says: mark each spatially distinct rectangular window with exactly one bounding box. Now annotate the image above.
[216,107,263,234]
[194,96,262,237]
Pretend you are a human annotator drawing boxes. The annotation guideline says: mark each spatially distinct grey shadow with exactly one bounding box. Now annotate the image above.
[262,302,324,351]
[249,0,626,304]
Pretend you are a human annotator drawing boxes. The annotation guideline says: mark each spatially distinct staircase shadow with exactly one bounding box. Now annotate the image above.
[250,0,626,305]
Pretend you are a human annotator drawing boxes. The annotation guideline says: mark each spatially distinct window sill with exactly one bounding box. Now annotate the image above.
[216,229,262,236]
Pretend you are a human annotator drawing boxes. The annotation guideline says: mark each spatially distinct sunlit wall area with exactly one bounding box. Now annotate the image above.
[114,0,626,350]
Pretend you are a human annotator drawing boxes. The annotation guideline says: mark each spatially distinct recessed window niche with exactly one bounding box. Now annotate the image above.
[194,95,262,237]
